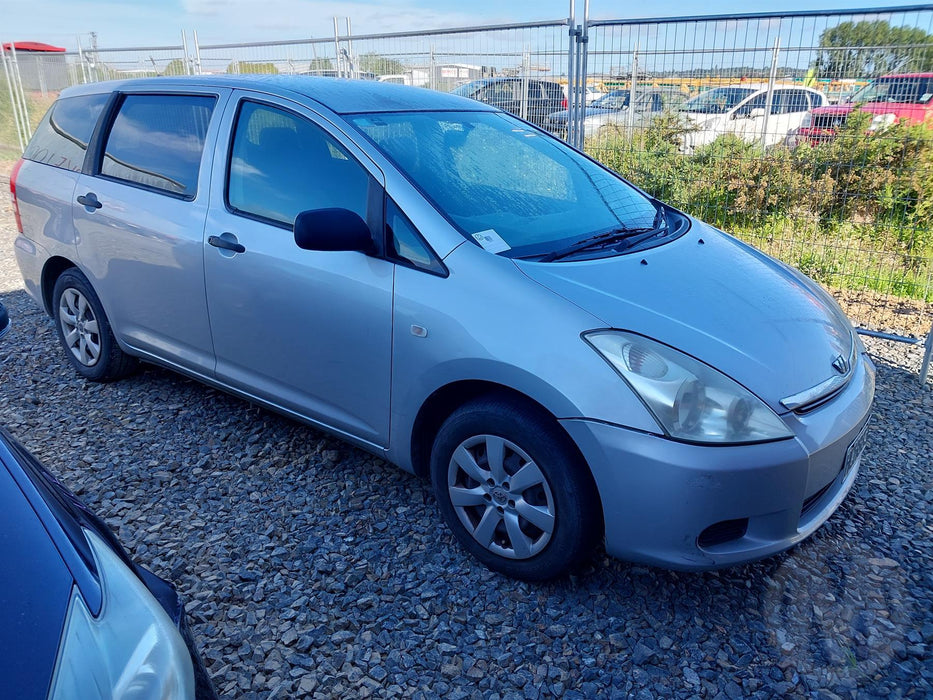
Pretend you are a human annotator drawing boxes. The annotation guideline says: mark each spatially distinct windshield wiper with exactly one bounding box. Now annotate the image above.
[537,204,668,263]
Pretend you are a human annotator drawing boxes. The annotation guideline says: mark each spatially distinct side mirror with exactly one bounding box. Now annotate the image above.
[294,208,374,254]
[749,107,766,119]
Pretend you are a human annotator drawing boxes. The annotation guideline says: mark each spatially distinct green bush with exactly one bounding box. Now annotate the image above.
[584,112,933,301]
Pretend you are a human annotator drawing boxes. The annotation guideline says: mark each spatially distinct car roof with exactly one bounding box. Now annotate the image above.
[59,75,496,114]
[879,73,933,78]
[705,83,818,92]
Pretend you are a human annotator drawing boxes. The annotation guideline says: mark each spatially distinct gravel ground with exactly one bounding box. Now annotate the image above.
[1,195,931,698]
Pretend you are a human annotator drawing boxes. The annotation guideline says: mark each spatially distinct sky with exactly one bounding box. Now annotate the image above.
[0,0,922,50]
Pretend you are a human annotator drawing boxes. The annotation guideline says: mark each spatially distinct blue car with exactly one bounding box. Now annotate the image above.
[0,414,214,698]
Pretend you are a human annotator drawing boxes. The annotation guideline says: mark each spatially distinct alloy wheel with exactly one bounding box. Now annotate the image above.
[58,288,101,367]
[447,434,556,560]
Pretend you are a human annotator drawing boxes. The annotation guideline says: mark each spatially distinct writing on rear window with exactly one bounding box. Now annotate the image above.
[23,93,109,172]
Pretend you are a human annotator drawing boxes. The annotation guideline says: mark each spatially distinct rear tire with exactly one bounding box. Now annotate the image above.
[52,269,137,382]
[430,396,601,581]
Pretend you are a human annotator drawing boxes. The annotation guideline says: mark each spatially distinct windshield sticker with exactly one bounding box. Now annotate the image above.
[472,229,511,254]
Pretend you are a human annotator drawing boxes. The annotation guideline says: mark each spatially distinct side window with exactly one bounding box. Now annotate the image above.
[100,94,215,197]
[526,82,544,100]
[227,101,370,227]
[23,93,109,172]
[773,90,811,115]
[734,93,766,117]
[386,199,445,275]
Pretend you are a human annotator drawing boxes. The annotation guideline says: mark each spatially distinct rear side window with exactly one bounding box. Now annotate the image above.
[100,94,216,198]
[23,93,109,172]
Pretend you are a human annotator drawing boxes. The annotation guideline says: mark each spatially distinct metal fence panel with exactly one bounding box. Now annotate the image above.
[197,37,337,78]
[583,7,933,346]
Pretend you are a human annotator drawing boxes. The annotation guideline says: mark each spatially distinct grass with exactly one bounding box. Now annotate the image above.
[0,78,56,161]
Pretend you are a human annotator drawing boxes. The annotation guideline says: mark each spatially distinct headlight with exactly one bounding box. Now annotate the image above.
[868,113,897,131]
[585,331,793,444]
[48,530,195,699]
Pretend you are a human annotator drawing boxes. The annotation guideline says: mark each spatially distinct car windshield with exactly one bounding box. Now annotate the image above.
[347,110,660,257]
[593,91,630,109]
[679,87,757,114]
[850,76,933,105]
[452,81,484,97]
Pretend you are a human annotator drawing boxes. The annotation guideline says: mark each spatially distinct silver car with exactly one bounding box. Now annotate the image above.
[11,76,874,580]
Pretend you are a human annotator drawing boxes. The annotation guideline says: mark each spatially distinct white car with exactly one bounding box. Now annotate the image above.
[584,85,605,104]
[677,84,827,152]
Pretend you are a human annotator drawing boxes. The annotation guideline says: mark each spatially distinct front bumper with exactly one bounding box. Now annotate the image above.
[561,353,875,570]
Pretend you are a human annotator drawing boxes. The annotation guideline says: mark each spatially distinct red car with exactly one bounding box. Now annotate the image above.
[789,73,933,146]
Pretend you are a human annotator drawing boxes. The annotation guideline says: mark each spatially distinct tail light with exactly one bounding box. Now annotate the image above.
[562,97,568,110]
[9,158,24,234]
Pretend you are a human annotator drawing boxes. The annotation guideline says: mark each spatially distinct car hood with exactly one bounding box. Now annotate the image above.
[515,222,855,413]
[547,106,621,124]
[0,451,74,699]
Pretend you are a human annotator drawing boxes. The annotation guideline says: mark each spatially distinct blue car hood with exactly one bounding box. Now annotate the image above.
[0,460,73,699]
[516,223,855,412]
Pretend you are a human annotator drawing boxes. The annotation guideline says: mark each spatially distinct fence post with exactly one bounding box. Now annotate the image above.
[921,322,932,386]
[8,45,31,143]
[566,0,577,146]
[521,50,530,121]
[347,17,354,79]
[193,30,202,75]
[333,17,341,78]
[761,37,779,150]
[576,0,589,149]
[181,30,192,75]
[628,44,638,136]
[1,45,26,152]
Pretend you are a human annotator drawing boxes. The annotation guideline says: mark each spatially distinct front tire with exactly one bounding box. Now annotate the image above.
[52,269,137,382]
[430,396,601,581]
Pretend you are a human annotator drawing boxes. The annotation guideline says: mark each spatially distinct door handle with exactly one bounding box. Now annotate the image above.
[76,193,102,210]
[208,234,246,254]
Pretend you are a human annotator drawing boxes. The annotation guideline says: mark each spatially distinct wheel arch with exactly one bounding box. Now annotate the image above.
[41,256,78,316]
[408,380,601,523]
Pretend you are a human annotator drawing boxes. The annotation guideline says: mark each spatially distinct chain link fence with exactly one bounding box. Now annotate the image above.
[2,5,932,382]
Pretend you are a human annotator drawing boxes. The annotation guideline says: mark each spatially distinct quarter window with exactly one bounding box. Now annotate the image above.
[386,199,444,274]
[23,93,109,172]
[227,101,370,227]
[100,94,216,197]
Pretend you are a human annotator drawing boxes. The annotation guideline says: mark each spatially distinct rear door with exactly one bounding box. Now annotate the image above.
[203,92,393,447]
[74,88,229,374]
[767,89,814,145]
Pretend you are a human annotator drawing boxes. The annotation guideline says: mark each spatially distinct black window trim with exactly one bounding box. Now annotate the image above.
[89,90,219,202]
[384,196,448,278]
[223,96,386,258]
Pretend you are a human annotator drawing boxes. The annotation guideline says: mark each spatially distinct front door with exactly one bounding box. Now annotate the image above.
[203,93,393,447]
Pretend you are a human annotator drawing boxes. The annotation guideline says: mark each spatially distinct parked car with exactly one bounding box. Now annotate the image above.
[0,421,215,698]
[789,73,933,147]
[676,83,828,152]
[452,77,566,127]
[545,88,685,140]
[12,76,874,580]
[583,84,605,104]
